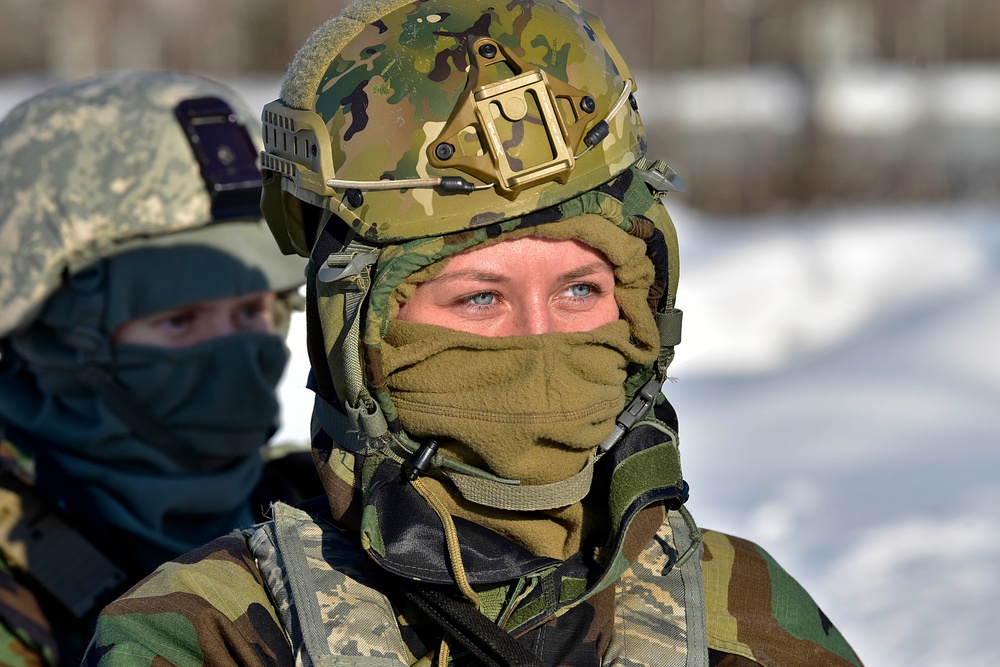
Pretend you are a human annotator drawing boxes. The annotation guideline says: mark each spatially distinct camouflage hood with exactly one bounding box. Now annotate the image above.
[260,0,684,532]
[0,70,303,339]
[308,167,683,529]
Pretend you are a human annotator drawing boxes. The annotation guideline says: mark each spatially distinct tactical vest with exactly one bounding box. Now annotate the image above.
[0,452,129,666]
[246,502,709,667]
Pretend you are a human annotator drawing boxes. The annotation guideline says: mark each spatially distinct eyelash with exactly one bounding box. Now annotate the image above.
[566,282,600,299]
[456,282,603,311]
[461,292,498,311]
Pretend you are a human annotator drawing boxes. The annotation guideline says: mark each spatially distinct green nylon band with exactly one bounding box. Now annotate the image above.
[657,308,683,348]
[444,450,599,512]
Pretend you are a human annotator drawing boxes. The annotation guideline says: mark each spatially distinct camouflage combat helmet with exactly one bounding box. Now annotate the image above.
[265,0,684,503]
[262,0,658,251]
[0,71,303,339]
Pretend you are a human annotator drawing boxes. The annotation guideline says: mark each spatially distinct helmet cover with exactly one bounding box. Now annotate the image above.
[0,70,303,338]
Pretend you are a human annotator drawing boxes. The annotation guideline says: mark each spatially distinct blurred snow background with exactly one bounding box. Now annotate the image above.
[3,71,998,667]
[272,197,1000,667]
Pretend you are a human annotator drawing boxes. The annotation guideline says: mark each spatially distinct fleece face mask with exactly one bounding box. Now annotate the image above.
[381,319,641,559]
[375,207,665,560]
[0,243,291,576]
[310,170,680,566]
[1,331,287,575]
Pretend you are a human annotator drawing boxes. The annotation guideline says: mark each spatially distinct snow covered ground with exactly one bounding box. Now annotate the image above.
[664,201,1000,667]
[4,75,998,666]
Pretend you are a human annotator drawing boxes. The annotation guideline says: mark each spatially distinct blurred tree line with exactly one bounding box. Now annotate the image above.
[3,0,998,214]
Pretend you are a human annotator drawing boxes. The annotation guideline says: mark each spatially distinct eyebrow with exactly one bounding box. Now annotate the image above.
[430,261,613,285]
[561,261,615,280]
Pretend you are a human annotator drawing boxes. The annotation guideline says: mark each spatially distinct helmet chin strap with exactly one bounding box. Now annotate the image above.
[312,234,388,442]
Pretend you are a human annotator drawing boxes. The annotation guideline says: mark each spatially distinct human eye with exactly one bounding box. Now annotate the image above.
[234,294,275,331]
[562,282,603,302]
[466,292,496,307]
[155,310,195,333]
[447,289,503,317]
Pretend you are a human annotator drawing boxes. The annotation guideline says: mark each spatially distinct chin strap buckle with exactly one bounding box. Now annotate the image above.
[599,377,664,453]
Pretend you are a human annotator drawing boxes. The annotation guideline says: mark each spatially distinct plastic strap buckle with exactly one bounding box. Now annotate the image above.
[599,377,664,453]
[317,249,378,283]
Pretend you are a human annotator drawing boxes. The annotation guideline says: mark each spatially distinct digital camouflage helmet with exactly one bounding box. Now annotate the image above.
[263,0,684,509]
[0,70,304,339]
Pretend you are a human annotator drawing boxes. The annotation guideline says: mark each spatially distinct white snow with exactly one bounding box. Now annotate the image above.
[3,74,998,667]
[268,197,1000,667]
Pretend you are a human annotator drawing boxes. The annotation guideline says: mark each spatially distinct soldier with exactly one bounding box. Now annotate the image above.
[85,2,864,666]
[0,71,321,666]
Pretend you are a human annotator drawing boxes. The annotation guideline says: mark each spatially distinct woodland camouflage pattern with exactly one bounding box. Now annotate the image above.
[0,71,260,338]
[82,1,865,664]
[0,559,58,666]
[84,526,862,667]
[265,0,647,247]
[701,532,862,666]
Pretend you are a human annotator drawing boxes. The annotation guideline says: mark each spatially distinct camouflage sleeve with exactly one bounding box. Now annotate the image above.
[0,558,57,667]
[83,534,294,667]
[700,530,863,667]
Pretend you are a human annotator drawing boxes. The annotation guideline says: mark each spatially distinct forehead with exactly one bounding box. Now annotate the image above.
[438,236,613,275]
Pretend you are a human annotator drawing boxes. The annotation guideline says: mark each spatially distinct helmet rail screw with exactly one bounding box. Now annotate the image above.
[629,93,638,111]
[345,188,364,208]
[580,96,596,114]
[435,142,456,161]
[478,43,498,60]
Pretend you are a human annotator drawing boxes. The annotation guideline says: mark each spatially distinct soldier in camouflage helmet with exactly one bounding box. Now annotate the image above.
[86,3,863,667]
[0,71,327,666]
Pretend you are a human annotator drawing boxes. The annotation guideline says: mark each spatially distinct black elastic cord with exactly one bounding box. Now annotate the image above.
[401,587,543,667]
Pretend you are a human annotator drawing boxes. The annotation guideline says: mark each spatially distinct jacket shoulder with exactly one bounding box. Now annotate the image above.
[700,529,863,667]
[84,533,293,666]
[0,556,58,667]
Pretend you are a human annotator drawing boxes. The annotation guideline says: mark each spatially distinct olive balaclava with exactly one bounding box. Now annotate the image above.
[0,235,291,575]
[379,216,660,559]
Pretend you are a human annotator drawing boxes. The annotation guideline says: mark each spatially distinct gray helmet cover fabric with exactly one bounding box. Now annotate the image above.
[0,71,305,575]
[0,70,304,338]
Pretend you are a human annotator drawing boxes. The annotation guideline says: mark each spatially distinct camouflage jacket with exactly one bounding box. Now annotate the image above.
[83,422,862,667]
[0,437,322,667]
[82,509,861,667]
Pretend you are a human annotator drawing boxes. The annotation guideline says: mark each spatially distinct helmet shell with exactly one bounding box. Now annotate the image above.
[265,0,646,251]
[0,71,288,338]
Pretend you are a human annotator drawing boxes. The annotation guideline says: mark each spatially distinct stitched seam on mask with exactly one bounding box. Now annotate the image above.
[390,396,623,423]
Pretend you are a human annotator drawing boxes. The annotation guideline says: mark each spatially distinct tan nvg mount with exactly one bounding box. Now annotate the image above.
[260,36,604,201]
[427,36,598,198]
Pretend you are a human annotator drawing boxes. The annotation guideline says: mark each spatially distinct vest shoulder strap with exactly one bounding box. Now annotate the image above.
[250,504,710,667]
[246,502,408,666]
[0,471,126,620]
[603,506,708,667]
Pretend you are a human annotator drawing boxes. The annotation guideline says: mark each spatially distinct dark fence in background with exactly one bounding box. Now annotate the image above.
[2,0,998,214]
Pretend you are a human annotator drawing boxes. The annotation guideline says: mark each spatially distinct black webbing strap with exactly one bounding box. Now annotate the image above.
[401,587,543,667]
[0,471,127,619]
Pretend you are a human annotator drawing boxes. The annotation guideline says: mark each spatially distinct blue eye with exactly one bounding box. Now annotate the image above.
[469,292,495,306]
[568,284,592,297]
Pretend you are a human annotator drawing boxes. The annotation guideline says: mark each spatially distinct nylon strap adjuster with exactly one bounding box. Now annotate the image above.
[656,308,683,349]
[0,473,126,618]
[317,249,378,283]
[599,377,664,453]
